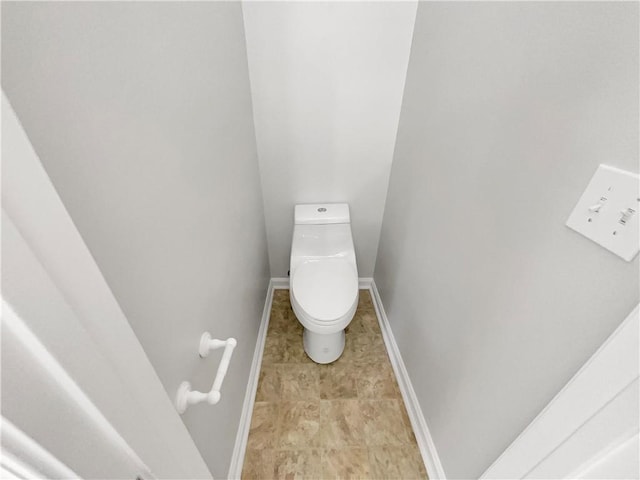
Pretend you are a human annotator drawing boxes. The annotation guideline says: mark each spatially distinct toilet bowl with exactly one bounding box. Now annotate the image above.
[290,203,358,364]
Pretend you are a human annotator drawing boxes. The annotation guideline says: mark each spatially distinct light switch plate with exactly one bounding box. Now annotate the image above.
[566,165,640,261]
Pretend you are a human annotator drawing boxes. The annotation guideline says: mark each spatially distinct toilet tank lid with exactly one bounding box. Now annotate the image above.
[295,204,350,225]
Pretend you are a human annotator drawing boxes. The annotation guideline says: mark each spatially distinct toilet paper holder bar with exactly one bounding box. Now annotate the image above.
[175,333,237,414]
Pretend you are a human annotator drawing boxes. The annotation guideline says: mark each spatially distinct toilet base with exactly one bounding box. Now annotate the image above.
[303,329,345,364]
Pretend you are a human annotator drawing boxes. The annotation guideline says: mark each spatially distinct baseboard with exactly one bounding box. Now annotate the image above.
[369,280,447,480]
[227,280,274,479]
[271,277,289,289]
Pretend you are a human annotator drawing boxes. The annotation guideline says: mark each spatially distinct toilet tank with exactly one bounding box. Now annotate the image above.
[294,204,350,225]
[291,204,356,270]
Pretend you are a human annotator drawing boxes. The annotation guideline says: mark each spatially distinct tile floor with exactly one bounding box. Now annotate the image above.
[241,289,428,479]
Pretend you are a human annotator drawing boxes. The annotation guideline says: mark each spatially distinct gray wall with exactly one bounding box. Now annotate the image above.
[375,2,639,478]
[1,3,269,478]
[243,1,417,277]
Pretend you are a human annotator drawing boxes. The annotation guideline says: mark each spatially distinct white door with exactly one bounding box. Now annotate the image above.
[1,93,213,479]
[481,305,639,479]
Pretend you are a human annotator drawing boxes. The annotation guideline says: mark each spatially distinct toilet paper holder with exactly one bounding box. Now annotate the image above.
[175,332,237,414]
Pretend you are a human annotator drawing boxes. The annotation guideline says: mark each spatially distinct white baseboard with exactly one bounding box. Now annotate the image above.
[271,277,290,289]
[228,278,445,480]
[227,280,274,480]
[369,280,447,480]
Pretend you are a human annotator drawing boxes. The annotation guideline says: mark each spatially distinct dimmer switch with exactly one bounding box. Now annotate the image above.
[566,164,640,261]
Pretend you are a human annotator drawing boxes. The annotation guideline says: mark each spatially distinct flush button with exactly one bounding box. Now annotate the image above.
[317,207,327,212]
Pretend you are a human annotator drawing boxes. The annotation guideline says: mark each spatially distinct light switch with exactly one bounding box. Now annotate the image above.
[566,164,640,261]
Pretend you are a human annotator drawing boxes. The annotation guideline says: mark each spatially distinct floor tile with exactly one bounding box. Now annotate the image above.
[368,445,428,479]
[347,308,380,334]
[359,308,381,332]
[262,334,286,364]
[282,331,314,364]
[269,306,302,335]
[255,364,281,402]
[318,362,358,399]
[342,333,387,363]
[277,401,322,449]
[246,402,279,450]
[358,290,375,311]
[241,448,275,480]
[272,289,290,306]
[360,399,412,446]
[318,399,365,447]
[280,364,320,400]
[273,449,323,480]
[356,361,402,399]
[322,447,371,479]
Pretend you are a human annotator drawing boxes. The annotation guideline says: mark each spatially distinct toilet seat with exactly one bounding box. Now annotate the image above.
[291,259,358,324]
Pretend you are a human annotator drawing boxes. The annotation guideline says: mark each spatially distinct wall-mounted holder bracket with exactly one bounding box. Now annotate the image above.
[175,333,237,414]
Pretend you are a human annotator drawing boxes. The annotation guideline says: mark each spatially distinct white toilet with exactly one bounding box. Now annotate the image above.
[289,203,359,364]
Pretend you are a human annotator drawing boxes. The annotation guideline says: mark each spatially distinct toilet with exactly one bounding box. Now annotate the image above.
[289,203,359,364]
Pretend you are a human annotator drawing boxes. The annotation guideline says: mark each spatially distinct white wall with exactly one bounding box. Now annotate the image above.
[243,1,417,277]
[1,3,269,478]
[2,93,211,478]
[375,2,639,479]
